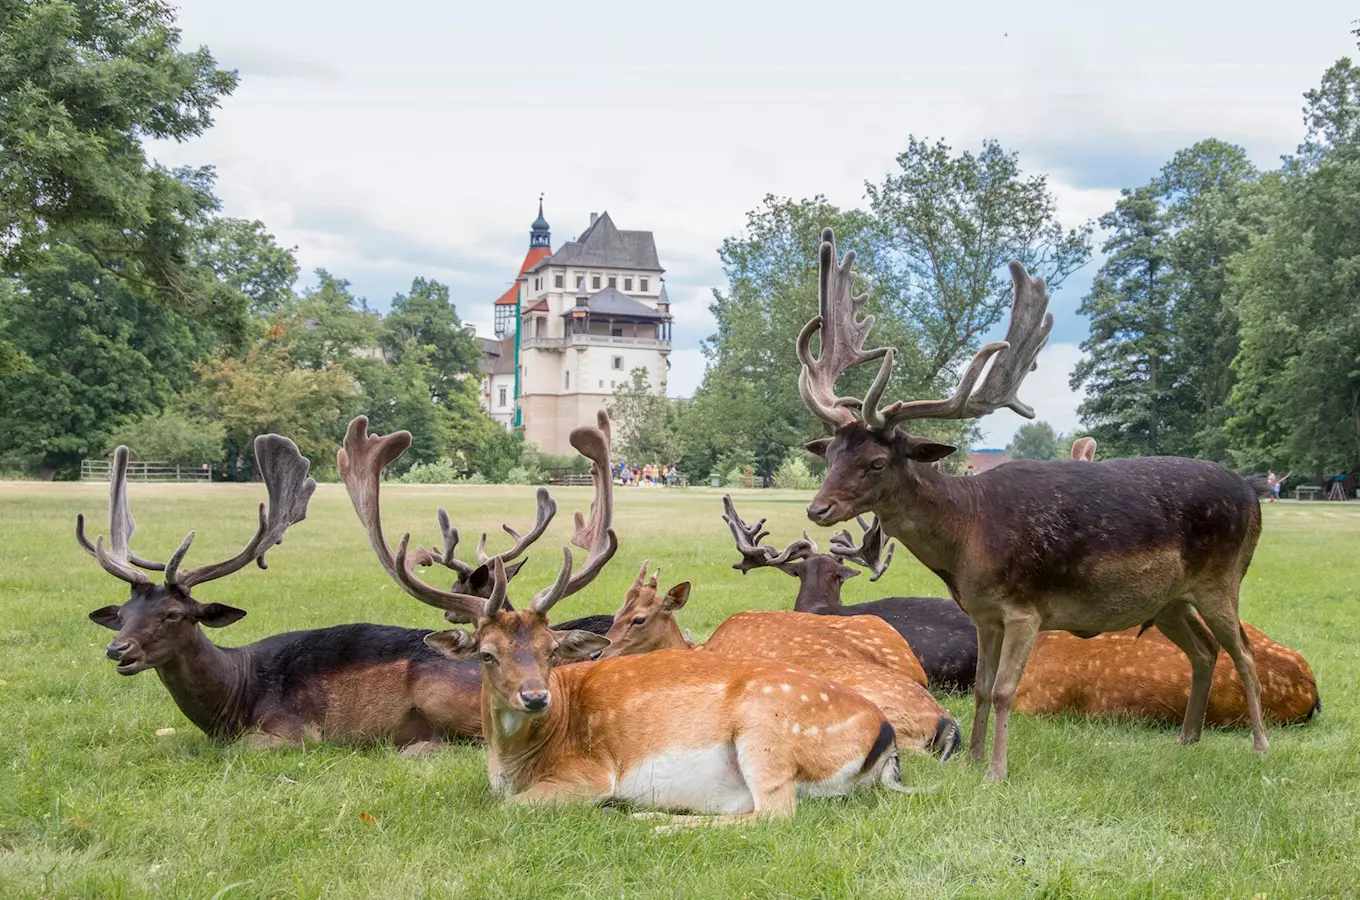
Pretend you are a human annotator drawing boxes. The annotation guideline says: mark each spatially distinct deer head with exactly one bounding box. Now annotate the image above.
[352,412,619,715]
[597,561,692,659]
[798,229,1053,525]
[79,438,315,674]
[721,495,895,613]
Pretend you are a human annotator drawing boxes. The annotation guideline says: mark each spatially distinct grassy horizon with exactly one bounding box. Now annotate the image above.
[1,482,1357,898]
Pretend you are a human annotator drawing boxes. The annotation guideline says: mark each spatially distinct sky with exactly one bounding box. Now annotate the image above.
[150,0,1358,447]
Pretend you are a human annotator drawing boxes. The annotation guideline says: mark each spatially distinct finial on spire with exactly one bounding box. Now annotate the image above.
[530,195,551,249]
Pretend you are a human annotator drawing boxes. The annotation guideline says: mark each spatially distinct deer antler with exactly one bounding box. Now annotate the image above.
[552,409,619,603]
[829,515,896,582]
[798,230,1054,432]
[419,489,558,592]
[338,416,493,624]
[165,435,317,588]
[722,494,817,575]
[76,446,150,585]
[1071,437,1096,462]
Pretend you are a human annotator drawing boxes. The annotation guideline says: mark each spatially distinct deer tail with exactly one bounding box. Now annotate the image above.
[929,715,962,762]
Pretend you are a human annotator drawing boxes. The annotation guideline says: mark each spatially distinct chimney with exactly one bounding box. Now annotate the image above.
[589,212,598,227]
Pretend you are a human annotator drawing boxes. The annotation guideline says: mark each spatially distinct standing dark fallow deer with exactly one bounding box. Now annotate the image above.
[797,228,1269,780]
[722,495,978,691]
[82,432,608,750]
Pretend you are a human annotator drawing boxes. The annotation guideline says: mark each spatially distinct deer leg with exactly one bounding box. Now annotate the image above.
[984,611,1041,783]
[967,623,1003,763]
[508,779,612,806]
[1152,602,1219,746]
[1196,600,1269,754]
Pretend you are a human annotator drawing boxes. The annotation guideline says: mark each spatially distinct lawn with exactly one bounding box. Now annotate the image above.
[1,481,1357,899]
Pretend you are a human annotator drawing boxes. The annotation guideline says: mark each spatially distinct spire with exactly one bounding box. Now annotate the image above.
[530,194,551,249]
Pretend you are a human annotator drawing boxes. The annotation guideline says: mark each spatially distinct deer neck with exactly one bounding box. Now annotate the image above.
[657,619,691,651]
[481,669,578,796]
[874,461,977,577]
[154,628,251,739]
[792,568,839,613]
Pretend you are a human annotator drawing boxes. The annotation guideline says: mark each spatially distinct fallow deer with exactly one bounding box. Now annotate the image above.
[722,495,978,691]
[597,562,961,760]
[797,228,1269,780]
[353,417,923,825]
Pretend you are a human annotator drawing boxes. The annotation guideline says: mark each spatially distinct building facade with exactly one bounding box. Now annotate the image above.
[479,203,672,454]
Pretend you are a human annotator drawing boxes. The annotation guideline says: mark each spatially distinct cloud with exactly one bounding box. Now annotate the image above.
[976,343,1087,448]
[210,44,343,83]
[666,348,709,399]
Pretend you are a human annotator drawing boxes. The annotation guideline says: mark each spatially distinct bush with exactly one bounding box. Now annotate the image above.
[772,455,821,490]
[109,410,226,463]
[465,472,488,485]
[391,458,466,485]
[504,466,535,485]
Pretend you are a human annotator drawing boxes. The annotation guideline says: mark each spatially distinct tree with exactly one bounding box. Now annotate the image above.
[1007,421,1060,460]
[279,270,381,370]
[196,218,300,319]
[109,409,226,463]
[608,367,683,464]
[380,277,482,406]
[1070,187,1175,458]
[0,0,241,333]
[0,245,210,477]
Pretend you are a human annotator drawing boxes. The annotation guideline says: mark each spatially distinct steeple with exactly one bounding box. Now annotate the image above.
[530,194,551,249]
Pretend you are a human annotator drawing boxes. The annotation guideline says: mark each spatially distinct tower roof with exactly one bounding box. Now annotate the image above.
[528,211,662,273]
[493,199,554,305]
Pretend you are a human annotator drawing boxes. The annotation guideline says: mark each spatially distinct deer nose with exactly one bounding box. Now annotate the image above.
[807,502,832,520]
[519,689,550,711]
[105,641,132,661]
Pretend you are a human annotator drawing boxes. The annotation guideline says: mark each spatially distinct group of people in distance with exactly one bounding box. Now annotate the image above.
[615,459,679,487]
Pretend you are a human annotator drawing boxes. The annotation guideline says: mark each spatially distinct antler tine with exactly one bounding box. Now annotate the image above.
[76,446,149,585]
[476,488,558,569]
[337,416,489,622]
[396,534,495,623]
[530,547,576,614]
[167,434,317,588]
[796,229,891,428]
[425,508,475,577]
[871,261,1053,429]
[829,515,896,582]
[722,494,817,574]
[559,410,618,599]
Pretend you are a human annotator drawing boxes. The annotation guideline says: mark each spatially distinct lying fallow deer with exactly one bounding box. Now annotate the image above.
[798,229,1269,780]
[82,433,604,750]
[722,495,978,691]
[597,562,961,759]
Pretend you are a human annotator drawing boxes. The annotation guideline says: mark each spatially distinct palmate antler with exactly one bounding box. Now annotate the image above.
[798,228,1054,432]
[77,437,316,589]
[721,494,818,575]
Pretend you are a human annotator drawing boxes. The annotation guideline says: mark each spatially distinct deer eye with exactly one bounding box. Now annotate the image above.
[479,651,497,665]
[631,616,647,626]
[869,459,887,471]
[164,610,184,622]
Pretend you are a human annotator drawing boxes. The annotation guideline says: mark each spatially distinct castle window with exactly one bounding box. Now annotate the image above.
[555,274,564,289]
[598,380,603,388]
[608,276,617,289]
[592,274,601,290]
[498,387,507,407]
[624,277,633,291]
[575,274,584,289]
[565,371,571,390]
[640,278,649,292]
[612,356,624,371]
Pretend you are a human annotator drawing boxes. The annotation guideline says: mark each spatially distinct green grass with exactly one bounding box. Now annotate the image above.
[2,482,1358,899]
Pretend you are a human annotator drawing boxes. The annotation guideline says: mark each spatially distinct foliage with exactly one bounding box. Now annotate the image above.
[0,244,210,477]
[0,0,242,335]
[380,277,482,405]
[109,409,225,463]
[390,457,467,485]
[771,454,821,490]
[608,367,683,464]
[196,218,300,319]
[1007,421,1060,461]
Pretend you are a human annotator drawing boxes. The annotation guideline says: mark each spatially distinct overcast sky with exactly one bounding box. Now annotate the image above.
[151,1,1357,446]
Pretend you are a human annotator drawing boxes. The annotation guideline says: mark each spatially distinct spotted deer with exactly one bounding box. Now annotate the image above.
[798,228,1269,780]
[597,562,961,760]
[722,495,978,691]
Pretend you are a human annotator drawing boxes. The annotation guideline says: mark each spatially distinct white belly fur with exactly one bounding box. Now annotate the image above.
[615,745,754,815]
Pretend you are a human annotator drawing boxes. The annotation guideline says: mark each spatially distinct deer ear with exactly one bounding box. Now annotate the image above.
[195,603,247,628]
[89,605,123,630]
[662,582,691,611]
[551,629,611,663]
[904,437,956,463]
[805,438,831,458]
[425,629,478,659]
[838,565,861,581]
[466,564,492,594]
[502,559,528,582]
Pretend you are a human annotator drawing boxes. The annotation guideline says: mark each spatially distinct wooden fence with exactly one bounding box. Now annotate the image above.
[80,459,212,483]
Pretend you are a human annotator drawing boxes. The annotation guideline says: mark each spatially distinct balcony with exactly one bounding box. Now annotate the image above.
[521,333,670,352]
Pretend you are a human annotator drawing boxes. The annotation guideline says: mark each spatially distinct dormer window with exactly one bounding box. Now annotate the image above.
[554,274,564,289]
[624,277,633,291]
[608,276,617,288]
[640,278,649,292]
[576,274,584,289]
[592,274,601,290]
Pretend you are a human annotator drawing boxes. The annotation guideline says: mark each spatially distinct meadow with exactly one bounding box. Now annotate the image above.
[1,481,1357,899]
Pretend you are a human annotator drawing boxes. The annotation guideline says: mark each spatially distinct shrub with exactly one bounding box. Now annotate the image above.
[772,455,821,490]
[109,410,226,463]
[504,466,535,485]
[392,458,466,485]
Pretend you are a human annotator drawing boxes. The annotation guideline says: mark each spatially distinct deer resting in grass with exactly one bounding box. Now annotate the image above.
[722,495,978,691]
[354,417,921,826]
[597,562,961,759]
[798,229,1268,780]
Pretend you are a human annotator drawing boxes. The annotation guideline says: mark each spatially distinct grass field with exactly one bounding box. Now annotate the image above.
[1,481,1358,898]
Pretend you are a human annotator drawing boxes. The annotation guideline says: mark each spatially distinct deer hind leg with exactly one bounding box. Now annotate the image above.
[984,611,1042,783]
[1195,595,1269,754]
[641,743,798,833]
[1152,601,1219,746]
[967,623,1004,763]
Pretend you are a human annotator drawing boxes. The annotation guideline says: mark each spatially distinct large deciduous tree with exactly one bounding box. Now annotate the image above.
[1007,421,1060,461]
[608,367,683,465]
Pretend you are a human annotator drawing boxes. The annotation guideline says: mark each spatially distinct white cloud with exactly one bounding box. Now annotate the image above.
[666,348,709,399]
[976,343,1087,448]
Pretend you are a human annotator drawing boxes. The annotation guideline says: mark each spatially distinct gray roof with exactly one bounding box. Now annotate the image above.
[479,336,516,376]
[529,211,663,273]
[561,287,669,321]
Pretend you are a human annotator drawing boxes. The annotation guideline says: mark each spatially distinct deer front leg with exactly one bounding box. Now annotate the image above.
[507,779,612,807]
[968,623,1004,763]
[984,611,1041,782]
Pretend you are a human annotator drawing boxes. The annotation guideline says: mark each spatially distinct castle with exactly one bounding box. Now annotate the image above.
[479,202,673,454]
